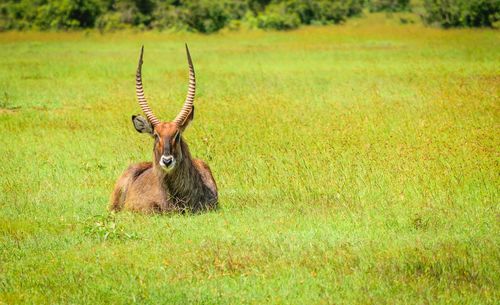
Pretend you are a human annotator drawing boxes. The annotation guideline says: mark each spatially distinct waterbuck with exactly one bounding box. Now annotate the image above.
[110,45,218,213]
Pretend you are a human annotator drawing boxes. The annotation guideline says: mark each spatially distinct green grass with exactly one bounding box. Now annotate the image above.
[0,14,499,304]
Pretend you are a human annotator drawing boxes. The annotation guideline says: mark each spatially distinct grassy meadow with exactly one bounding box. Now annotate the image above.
[0,14,499,304]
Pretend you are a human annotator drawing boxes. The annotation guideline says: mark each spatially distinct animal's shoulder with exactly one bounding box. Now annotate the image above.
[126,162,153,181]
[192,159,212,175]
[192,158,218,195]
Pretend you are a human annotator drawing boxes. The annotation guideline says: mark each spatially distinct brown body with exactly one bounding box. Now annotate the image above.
[109,45,218,213]
[109,141,218,213]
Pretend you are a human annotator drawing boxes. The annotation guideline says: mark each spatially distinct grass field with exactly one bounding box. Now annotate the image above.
[0,13,499,304]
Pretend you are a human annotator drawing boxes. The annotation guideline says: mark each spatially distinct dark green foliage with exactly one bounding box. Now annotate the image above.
[0,0,365,32]
[1,0,496,31]
[178,0,249,33]
[149,2,181,30]
[96,11,126,31]
[311,0,364,24]
[247,0,272,13]
[367,0,411,12]
[255,3,301,30]
[276,0,364,25]
[0,0,101,30]
[422,0,500,27]
[254,0,364,30]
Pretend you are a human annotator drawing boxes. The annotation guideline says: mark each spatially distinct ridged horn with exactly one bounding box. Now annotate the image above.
[173,43,195,126]
[136,46,160,127]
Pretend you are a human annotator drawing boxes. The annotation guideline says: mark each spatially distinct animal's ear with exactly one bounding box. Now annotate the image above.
[132,115,153,135]
[179,106,194,132]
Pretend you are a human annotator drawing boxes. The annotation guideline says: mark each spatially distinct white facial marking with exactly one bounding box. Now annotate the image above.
[159,155,176,172]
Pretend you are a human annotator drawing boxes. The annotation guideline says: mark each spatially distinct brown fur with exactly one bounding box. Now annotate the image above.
[109,121,218,213]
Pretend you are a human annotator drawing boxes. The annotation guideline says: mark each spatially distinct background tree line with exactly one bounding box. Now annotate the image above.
[0,0,498,32]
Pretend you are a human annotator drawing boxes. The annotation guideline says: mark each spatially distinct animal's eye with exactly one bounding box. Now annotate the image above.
[174,131,181,143]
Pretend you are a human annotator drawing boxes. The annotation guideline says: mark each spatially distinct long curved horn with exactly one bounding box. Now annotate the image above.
[136,46,160,127]
[173,43,195,126]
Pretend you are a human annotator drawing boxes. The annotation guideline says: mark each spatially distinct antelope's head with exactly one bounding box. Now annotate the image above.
[132,45,196,172]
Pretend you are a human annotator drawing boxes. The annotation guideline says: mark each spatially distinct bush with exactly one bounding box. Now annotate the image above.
[285,0,363,25]
[313,0,364,24]
[0,0,32,30]
[108,0,153,27]
[150,3,181,31]
[255,0,364,30]
[0,0,101,30]
[177,0,249,33]
[422,0,500,28]
[256,3,300,30]
[96,12,127,32]
[0,0,418,32]
[247,0,272,13]
[367,0,411,12]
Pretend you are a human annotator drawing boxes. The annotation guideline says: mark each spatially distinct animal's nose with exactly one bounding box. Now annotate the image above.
[162,156,173,166]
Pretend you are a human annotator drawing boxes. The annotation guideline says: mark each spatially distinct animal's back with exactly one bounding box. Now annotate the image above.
[109,162,152,211]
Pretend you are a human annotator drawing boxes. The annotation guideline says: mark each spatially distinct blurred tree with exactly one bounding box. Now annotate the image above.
[0,0,101,30]
[422,0,499,27]
[2,0,496,31]
[367,0,411,12]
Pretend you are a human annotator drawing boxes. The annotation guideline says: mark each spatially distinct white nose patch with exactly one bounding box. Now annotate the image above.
[160,155,175,170]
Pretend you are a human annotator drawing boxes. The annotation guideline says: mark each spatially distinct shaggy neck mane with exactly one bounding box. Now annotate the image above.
[153,138,205,210]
